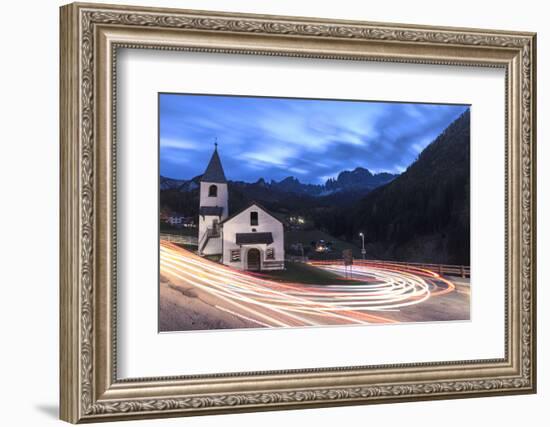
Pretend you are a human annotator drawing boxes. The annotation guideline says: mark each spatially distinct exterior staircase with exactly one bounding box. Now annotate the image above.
[199,227,220,254]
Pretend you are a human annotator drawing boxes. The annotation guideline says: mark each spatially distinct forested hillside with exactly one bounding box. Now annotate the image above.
[342,110,470,264]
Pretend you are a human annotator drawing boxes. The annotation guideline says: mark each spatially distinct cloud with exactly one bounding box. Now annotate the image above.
[288,167,308,175]
[159,93,468,183]
[160,137,201,150]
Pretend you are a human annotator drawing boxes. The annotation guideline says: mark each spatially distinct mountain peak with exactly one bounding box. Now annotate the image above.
[280,176,300,183]
[327,167,394,192]
[354,166,371,173]
[337,167,373,179]
[163,167,398,196]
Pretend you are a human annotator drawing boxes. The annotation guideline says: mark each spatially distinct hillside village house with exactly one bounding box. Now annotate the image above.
[198,145,285,271]
[165,214,195,228]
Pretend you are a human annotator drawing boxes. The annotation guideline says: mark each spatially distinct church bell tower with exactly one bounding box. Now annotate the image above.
[198,143,228,255]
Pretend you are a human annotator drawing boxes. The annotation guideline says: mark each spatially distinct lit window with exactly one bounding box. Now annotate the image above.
[250,211,258,226]
[208,185,218,197]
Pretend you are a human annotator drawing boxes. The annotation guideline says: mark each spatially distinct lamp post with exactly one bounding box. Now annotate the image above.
[359,232,366,259]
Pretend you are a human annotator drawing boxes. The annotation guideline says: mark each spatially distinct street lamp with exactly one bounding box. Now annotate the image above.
[359,232,366,259]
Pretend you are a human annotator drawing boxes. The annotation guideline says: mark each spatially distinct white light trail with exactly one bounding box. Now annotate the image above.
[160,241,458,327]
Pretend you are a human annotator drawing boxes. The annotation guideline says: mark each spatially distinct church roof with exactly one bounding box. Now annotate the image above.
[236,232,274,245]
[200,146,227,183]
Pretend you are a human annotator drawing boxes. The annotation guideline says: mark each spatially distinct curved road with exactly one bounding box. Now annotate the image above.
[160,241,465,329]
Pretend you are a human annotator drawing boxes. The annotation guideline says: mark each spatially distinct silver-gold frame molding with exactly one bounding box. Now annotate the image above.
[60,2,537,423]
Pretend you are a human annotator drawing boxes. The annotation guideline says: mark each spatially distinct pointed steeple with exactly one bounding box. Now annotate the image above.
[200,143,227,183]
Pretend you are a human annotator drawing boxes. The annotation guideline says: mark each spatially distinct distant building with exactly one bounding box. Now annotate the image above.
[198,145,285,271]
[287,215,309,231]
[288,216,305,225]
[314,239,332,253]
[164,214,195,228]
[159,210,170,222]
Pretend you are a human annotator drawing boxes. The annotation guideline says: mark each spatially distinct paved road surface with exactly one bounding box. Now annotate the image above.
[160,241,470,331]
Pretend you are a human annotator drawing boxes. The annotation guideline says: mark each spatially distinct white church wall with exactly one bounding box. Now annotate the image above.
[198,181,228,255]
[199,181,228,211]
[203,237,222,255]
[222,205,285,270]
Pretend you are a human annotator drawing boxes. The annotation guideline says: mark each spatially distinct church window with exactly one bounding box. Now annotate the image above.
[266,248,275,260]
[250,211,259,226]
[208,185,218,197]
[230,249,241,262]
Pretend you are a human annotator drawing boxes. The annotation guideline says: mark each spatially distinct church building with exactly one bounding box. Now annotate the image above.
[198,145,285,271]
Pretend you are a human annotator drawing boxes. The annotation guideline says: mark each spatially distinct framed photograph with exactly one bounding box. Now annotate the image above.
[60,2,537,423]
[158,93,472,332]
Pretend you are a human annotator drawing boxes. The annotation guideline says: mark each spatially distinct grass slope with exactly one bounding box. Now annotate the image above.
[285,229,364,259]
[258,261,362,286]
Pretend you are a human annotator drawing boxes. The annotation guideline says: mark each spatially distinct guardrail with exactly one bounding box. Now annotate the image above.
[310,258,470,278]
[263,260,285,270]
[160,233,198,246]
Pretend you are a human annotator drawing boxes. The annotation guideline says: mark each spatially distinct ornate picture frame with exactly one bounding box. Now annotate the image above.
[60,2,536,423]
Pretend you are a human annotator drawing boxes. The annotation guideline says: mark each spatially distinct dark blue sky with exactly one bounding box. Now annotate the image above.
[159,93,468,184]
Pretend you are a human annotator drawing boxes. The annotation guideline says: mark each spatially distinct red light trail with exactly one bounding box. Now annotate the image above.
[160,241,459,328]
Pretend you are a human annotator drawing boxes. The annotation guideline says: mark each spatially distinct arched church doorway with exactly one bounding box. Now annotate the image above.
[247,248,261,271]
